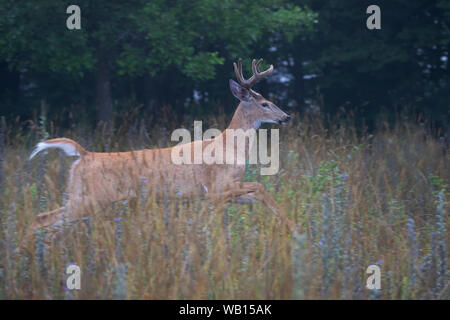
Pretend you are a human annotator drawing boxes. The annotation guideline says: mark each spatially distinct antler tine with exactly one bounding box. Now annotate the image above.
[254,58,273,78]
[234,58,254,88]
[233,58,243,84]
[252,58,263,75]
[234,58,273,89]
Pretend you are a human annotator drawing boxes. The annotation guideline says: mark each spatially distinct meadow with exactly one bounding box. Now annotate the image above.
[0,109,448,299]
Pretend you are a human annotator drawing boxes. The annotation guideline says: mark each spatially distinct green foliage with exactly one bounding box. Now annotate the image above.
[119,0,315,78]
[0,0,315,79]
[243,161,257,182]
[303,160,345,196]
[0,1,95,75]
[30,183,37,201]
[271,4,317,41]
[0,0,317,122]
[429,174,448,197]
[182,52,225,80]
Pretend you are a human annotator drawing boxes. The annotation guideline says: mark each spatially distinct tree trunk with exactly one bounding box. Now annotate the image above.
[144,74,156,115]
[291,58,305,111]
[96,58,113,124]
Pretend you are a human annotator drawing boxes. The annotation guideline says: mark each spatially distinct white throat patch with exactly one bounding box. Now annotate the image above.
[254,119,277,129]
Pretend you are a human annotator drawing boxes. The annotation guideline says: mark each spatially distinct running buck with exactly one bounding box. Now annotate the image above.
[24,58,293,247]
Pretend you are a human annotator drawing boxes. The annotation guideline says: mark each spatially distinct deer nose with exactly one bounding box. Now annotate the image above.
[280,114,291,125]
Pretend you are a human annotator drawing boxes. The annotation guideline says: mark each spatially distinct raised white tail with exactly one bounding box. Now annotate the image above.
[29,138,87,160]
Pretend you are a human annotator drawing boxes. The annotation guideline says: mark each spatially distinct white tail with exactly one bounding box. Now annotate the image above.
[29,138,86,160]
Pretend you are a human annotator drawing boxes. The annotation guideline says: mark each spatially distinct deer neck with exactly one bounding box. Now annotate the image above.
[219,103,257,162]
[226,103,255,131]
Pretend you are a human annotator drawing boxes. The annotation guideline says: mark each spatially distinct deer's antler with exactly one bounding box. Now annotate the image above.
[233,58,273,89]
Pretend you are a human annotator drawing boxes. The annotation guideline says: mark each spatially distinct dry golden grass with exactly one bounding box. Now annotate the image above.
[0,111,448,299]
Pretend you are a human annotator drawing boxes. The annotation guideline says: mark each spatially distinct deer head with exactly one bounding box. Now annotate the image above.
[229,58,290,130]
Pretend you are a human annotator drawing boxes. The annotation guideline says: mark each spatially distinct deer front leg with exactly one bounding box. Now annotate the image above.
[213,182,295,232]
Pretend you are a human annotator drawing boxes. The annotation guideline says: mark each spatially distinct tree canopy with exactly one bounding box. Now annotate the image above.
[0,0,448,129]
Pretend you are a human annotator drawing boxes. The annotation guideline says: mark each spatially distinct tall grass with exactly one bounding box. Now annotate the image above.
[0,110,448,299]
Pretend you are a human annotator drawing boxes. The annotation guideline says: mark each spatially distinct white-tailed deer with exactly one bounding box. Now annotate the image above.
[23,58,293,247]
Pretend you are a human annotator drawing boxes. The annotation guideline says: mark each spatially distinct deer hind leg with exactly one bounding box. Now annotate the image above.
[33,207,66,229]
[20,207,66,253]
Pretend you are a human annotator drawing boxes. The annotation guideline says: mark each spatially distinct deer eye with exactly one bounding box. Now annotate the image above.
[261,102,269,108]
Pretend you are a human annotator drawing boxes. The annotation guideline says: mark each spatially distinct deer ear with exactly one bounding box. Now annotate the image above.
[229,80,252,103]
